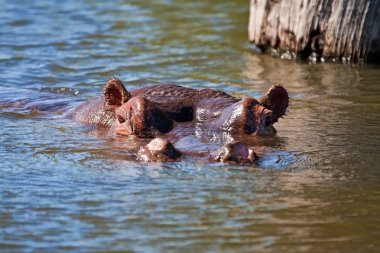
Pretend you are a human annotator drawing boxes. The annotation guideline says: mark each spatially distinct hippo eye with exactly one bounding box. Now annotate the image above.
[117,115,125,124]
[265,116,272,127]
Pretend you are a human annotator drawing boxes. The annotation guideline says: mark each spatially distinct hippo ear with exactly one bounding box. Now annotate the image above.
[103,78,131,107]
[259,85,289,123]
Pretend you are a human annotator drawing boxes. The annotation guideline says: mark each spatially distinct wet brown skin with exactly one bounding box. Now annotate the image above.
[70,78,289,164]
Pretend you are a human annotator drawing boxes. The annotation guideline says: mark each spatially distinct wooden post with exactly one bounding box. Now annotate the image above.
[249,0,380,62]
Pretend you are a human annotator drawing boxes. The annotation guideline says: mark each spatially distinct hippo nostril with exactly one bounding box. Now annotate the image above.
[117,115,125,124]
[265,116,272,127]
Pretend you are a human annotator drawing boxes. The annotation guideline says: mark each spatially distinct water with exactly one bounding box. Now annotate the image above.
[1,1,380,252]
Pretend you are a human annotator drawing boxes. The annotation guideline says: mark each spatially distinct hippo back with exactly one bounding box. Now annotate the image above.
[131,84,235,100]
[130,84,240,122]
[69,97,116,127]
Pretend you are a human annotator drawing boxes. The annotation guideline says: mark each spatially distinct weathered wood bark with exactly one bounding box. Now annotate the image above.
[249,0,380,62]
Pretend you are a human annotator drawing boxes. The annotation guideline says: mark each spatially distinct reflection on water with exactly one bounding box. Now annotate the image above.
[0,0,380,252]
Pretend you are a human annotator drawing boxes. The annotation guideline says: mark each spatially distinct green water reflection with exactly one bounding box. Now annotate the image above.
[0,0,379,252]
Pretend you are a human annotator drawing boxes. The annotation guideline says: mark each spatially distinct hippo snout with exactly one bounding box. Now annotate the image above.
[214,142,258,164]
[138,137,182,162]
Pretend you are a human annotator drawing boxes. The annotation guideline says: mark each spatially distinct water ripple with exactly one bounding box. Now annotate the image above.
[1,0,380,252]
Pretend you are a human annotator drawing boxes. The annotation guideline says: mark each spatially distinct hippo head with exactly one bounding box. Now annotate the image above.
[215,85,289,136]
[103,78,289,138]
[104,78,173,137]
[215,97,272,136]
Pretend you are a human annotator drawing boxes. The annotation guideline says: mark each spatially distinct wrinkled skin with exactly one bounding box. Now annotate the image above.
[69,78,289,164]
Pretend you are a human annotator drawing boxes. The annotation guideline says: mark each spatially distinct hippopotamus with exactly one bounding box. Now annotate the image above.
[67,78,289,164]
[0,78,288,164]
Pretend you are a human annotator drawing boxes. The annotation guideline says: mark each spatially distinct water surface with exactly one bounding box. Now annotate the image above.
[1,1,380,252]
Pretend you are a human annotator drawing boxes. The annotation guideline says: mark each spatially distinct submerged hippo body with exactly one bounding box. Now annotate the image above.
[68,78,289,164]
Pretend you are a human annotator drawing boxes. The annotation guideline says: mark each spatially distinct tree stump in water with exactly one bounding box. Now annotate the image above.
[248,0,380,62]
